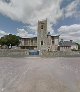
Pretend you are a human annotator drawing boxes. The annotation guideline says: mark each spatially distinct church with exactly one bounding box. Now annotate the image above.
[20,19,60,51]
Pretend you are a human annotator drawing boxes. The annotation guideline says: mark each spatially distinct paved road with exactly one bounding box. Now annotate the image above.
[0,57,80,92]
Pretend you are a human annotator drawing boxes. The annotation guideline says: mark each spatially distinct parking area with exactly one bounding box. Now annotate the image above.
[0,57,80,92]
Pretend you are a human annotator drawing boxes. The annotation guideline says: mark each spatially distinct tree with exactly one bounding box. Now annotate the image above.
[0,37,7,46]
[0,34,20,48]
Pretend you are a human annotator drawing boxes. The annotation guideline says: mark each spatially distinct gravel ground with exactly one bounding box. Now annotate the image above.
[0,57,80,92]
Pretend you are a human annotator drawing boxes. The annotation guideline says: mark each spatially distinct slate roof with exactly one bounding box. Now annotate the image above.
[59,41,77,47]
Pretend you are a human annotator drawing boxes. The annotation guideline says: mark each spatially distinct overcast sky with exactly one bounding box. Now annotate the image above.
[0,0,80,42]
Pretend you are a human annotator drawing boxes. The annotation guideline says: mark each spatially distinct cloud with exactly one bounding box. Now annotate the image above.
[0,0,64,38]
[0,28,36,38]
[0,0,80,39]
[58,24,80,42]
[63,0,80,18]
[0,30,9,38]
[0,0,63,25]
[16,28,36,38]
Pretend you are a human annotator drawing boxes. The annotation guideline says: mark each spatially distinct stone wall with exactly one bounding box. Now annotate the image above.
[42,51,80,57]
[0,49,80,57]
[0,49,29,57]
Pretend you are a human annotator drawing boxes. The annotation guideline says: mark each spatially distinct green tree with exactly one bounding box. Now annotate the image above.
[0,34,20,48]
[0,37,7,46]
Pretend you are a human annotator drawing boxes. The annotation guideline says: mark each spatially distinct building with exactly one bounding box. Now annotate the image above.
[37,19,59,51]
[47,34,59,51]
[59,40,78,51]
[20,37,37,49]
[20,19,59,51]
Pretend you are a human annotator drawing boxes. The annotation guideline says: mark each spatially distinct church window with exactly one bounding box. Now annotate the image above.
[52,41,54,44]
[41,41,43,45]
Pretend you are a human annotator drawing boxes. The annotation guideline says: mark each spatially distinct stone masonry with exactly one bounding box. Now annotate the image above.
[37,19,48,51]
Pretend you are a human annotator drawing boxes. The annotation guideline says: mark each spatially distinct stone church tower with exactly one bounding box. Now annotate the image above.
[37,19,48,51]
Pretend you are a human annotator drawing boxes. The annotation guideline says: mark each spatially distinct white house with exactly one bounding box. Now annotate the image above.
[59,40,78,51]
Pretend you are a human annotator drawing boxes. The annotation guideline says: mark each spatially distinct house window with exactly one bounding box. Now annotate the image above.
[41,41,43,45]
[41,25,44,29]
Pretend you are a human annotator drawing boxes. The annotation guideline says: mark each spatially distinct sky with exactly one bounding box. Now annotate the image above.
[0,0,80,42]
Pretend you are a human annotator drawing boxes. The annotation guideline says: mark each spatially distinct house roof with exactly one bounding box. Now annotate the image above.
[59,41,77,47]
[51,35,60,37]
[47,34,60,37]
[21,36,37,39]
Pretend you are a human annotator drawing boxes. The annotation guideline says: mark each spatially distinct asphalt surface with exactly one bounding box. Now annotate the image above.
[0,57,80,92]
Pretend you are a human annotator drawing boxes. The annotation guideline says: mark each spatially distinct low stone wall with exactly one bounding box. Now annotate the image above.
[0,49,29,57]
[42,51,80,57]
[0,49,80,57]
